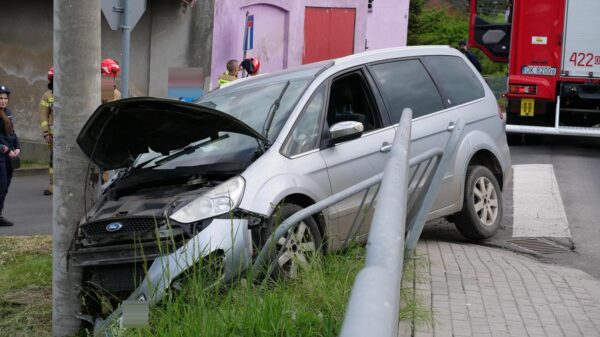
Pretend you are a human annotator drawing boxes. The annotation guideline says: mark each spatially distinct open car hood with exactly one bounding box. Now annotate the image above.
[77,97,267,170]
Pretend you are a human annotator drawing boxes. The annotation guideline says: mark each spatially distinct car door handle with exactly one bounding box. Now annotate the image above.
[380,142,392,153]
[447,122,455,131]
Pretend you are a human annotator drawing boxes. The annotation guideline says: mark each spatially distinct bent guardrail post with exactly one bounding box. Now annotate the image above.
[405,118,465,253]
[339,108,413,337]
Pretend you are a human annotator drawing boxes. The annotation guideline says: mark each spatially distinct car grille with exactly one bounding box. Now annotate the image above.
[81,217,166,239]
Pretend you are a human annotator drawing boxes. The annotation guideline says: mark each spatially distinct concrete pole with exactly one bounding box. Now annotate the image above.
[121,0,131,98]
[53,1,101,335]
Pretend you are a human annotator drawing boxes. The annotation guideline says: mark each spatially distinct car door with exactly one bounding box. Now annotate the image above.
[367,58,458,215]
[319,68,395,245]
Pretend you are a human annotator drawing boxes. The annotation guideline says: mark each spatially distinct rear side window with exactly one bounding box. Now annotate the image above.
[369,59,445,121]
[422,55,485,106]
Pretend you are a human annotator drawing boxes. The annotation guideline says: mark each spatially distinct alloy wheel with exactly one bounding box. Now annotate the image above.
[275,221,316,278]
[473,176,499,226]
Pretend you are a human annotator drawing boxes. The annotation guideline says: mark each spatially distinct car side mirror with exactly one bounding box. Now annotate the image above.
[330,121,364,145]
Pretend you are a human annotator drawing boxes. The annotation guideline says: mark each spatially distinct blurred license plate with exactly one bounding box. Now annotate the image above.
[520,99,535,116]
[521,66,557,76]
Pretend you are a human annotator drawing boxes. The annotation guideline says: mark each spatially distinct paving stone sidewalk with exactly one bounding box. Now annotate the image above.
[400,240,600,337]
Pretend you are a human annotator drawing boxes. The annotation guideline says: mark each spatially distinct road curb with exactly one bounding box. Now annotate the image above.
[13,167,48,177]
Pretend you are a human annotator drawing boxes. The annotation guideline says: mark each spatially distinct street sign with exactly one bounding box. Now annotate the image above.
[243,14,254,51]
[102,0,146,31]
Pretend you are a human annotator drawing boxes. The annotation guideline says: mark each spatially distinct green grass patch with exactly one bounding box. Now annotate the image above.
[0,235,52,337]
[119,246,433,337]
[0,235,434,337]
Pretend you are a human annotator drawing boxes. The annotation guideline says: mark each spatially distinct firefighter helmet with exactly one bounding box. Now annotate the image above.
[0,85,10,94]
[101,58,121,77]
[48,67,54,81]
[241,57,260,75]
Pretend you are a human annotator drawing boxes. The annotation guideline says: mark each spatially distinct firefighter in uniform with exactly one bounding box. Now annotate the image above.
[39,67,54,195]
[217,59,240,87]
[100,58,122,183]
[101,58,122,103]
[40,60,122,195]
[240,57,261,77]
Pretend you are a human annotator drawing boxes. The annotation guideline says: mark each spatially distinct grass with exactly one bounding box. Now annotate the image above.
[0,235,52,337]
[0,235,434,337]
[117,246,433,337]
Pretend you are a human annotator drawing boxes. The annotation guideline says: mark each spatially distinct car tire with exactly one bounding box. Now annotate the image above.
[454,165,503,241]
[262,203,322,279]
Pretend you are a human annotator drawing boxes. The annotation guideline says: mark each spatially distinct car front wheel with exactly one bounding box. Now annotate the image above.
[454,165,503,240]
[262,203,322,279]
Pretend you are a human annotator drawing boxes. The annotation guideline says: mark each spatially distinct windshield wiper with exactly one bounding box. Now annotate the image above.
[262,80,291,147]
[141,133,230,170]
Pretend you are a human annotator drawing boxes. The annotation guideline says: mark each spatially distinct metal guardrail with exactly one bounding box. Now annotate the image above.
[341,115,464,337]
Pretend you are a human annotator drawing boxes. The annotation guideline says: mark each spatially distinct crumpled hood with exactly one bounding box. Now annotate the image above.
[77,97,267,170]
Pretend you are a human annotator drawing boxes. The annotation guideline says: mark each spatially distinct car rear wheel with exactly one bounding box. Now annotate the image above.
[454,165,503,240]
[263,203,322,279]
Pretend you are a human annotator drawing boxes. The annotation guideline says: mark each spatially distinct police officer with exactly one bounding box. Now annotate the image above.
[39,67,54,195]
[0,85,21,226]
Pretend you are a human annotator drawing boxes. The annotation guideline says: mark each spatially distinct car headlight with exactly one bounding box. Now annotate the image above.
[170,176,245,223]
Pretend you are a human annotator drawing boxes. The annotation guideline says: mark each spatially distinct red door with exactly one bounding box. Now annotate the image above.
[303,7,356,64]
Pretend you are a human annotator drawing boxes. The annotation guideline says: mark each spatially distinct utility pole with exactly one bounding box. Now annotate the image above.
[121,0,131,98]
[53,1,101,335]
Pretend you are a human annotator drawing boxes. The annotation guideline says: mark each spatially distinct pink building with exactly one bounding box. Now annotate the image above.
[210,0,409,89]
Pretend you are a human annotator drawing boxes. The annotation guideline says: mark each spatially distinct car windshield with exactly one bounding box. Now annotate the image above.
[131,78,311,171]
[132,131,259,171]
[198,78,311,143]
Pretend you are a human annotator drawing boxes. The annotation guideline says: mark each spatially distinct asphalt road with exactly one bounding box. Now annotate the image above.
[0,173,52,236]
[502,135,600,279]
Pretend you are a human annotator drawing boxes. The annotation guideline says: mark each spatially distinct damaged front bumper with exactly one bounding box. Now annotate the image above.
[92,217,251,335]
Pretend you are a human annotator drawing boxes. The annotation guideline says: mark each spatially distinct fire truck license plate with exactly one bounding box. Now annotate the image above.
[520,99,535,116]
[521,66,557,76]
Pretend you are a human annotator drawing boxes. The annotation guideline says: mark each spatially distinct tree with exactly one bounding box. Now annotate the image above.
[407,0,426,46]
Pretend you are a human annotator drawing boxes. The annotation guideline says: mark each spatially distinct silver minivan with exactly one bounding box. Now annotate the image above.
[73,46,511,313]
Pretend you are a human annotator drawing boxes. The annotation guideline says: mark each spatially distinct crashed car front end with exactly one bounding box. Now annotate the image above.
[70,175,260,316]
[69,98,271,319]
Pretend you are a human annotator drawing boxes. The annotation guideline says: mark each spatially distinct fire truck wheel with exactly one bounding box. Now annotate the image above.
[454,165,503,241]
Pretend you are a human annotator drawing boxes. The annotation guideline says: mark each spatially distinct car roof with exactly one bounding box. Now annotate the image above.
[208,45,459,95]
[330,45,458,70]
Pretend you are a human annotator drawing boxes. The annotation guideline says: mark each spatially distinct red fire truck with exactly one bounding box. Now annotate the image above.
[469,0,600,137]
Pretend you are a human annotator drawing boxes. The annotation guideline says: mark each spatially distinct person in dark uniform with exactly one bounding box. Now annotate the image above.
[0,85,21,226]
[458,40,483,73]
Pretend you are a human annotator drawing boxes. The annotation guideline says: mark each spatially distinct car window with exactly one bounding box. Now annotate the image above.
[326,72,381,132]
[369,59,445,121]
[422,55,485,106]
[281,87,325,157]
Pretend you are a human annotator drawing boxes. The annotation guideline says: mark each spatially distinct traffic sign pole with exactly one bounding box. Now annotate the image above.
[102,0,145,98]
[242,11,249,77]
